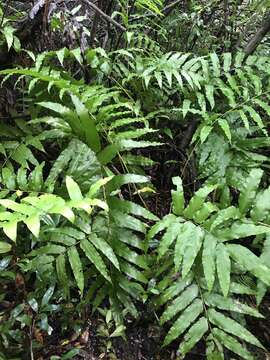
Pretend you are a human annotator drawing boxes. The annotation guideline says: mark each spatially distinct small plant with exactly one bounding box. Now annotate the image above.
[148,174,270,358]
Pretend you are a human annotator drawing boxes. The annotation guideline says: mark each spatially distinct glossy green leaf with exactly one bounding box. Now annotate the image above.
[216,243,230,297]
[80,238,111,282]
[202,234,217,291]
[160,284,199,324]
[88,234,120,270]
[238,169,263,214]
[171,177,185,215]
[68,247,84,294]
[163,299,203,346]
[205,293,263,318]
[227,244,270,285]
[56,254,69,299]
[178,317,208,357]
[0,242,12,254]
[212,328,253,360]
[208,309,264,348]
[66,176,83,201]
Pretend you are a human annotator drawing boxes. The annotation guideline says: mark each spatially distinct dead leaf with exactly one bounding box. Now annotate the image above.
[79,329,90,345]
[34,328,44,344]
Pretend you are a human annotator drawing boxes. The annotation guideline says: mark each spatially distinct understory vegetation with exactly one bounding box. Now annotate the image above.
[0,0,270,359]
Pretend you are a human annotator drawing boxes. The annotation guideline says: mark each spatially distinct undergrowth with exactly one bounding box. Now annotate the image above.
[0,1,269,359]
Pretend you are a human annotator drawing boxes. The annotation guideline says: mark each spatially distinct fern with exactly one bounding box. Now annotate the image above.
[148,174,270,357]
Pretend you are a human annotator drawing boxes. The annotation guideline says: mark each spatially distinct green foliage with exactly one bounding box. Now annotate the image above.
[0,1,270,358]
[148,175,270,357]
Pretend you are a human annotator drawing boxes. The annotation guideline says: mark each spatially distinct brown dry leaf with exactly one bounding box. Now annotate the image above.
[34,328,44,344]
[15,273,25,289]
[79,329,90,345]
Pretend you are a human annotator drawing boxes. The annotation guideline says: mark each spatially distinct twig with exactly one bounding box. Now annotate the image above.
[82,0,126,32]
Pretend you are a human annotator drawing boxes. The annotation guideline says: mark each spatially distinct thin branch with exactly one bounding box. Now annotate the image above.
[244,11,270,56]
[82,0,126,32]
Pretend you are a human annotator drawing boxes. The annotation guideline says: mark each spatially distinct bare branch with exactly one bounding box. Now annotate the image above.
[82,0,126,32]
[244,11,270,56]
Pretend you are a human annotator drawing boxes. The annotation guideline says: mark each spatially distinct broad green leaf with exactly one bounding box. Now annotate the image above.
[70,47,83,64]
[88,234,120,270]
[193,202,218,223]
[66,176,83,201]
[88,176,113,198]
[28,244,65,257]
[171,177,185,215]
[106,174,149,193]
[184,184,217,219]
[261,234,270,265]
[155,273,194,307]
[163,299,203,346]
[210,53,220,77]
[41,286,55,306]
[28,162,44,191]
[56,254,69,298]
[227,244,270,286]
[56,48,66,66]
[160,284,199,324]
[216,221,270,241]
[254,99,270,116]
[216,243,230,297]
[196,92,206,112]
[216,79,236,107]
[3,26,14,50]
[2,167,16,189]
[3,221,17,242]
[223,53,232,72]
[24,216,40,238]
[202,234,217,291]
[159,221,182,260]
[178,317,208,357]
[121,261,147,284]
[111,211,146,234]
[205,293,263,318]
[98,140,161,165]
[208,309,263,348]
[109,198,158,221]
[238,169,263,214]
[38,101,70,115]
[243,105,264,130]
[181,223,204,277]
[68,247,84,294]
[70,94,101,152]
[218,119,231,142]
[239,109,250,130]
[80,238,111,282]
[114,242,148,270]
[164,68,172,87]
[210,206,239,231]
[251,187,270,221]
[148,214,177,240]
[205,85,215,109]
[155,71,163,88]
[212,328,253,360]
[0,242,12,254]
[206,339,224,360]
[182,99,191,119]
[173,223,187,269]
